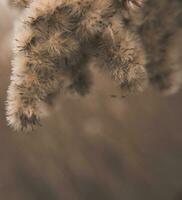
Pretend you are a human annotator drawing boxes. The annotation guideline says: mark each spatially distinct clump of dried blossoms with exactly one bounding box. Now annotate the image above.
[6,0,182,131]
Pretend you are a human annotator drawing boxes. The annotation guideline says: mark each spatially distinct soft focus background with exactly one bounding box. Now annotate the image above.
[1,2,182,200]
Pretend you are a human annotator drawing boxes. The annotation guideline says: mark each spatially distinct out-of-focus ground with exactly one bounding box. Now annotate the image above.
[1,2,182,200]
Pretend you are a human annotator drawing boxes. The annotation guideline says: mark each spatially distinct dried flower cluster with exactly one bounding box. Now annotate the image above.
[6,0,182,131]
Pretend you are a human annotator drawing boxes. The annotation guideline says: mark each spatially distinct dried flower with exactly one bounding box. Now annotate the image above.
[6,0,182,131]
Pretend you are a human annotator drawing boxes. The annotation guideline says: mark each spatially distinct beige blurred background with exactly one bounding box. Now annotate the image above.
[0,1,182,200]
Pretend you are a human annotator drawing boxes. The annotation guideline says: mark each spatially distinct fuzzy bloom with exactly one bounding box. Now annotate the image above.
[97,13,148,95]
[6,0,182,131]
[6,0,114,131]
